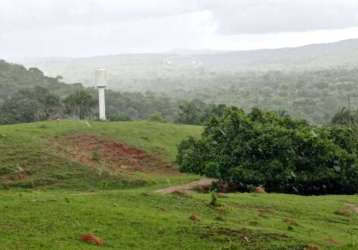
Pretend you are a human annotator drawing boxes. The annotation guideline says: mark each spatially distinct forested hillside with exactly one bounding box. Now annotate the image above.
[173,68,358,124]
[0,59,221,124]
[15,39,358,124]
[0,60,82,106]
[18,39,358,87]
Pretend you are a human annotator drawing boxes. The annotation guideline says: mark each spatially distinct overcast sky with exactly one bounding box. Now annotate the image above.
[2,0,358,58]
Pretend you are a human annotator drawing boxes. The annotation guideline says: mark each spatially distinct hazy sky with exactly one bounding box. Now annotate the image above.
[2,0,358,58]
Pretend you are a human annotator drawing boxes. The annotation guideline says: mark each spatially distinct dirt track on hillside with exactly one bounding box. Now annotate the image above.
[155,178,216,194]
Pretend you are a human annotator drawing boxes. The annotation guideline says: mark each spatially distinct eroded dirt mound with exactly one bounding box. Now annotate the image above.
[53,134,179,175]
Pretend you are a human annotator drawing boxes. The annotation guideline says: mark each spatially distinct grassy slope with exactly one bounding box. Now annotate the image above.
[0,121,358,249]
[0,120,201,189]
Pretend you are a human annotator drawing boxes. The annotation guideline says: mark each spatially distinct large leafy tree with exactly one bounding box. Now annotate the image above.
[177,107,358,194]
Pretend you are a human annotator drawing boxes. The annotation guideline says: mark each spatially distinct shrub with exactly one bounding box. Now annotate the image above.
[177,107,358,195]
[148,112,167,123]
[209,191,218,206]
[91,148,101,162]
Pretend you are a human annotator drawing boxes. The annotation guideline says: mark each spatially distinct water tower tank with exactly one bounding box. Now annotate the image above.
[95,68,107,87]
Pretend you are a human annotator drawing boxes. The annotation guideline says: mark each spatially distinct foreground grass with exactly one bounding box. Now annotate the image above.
[1,121,358,249]
[1,189,358,249]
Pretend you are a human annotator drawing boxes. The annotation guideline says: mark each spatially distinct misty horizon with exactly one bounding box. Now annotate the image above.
[5,37,358,63]
[2,0,358,58]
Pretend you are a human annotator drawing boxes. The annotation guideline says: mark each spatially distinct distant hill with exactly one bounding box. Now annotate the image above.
[8,39,358,124]
[14,38,358,91]
[0,60,82,105]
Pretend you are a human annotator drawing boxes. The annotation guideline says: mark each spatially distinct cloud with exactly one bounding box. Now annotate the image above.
[2,0,358,35]
[197,0,358,34]
[2,0,358,57]
[0,7,214,57]
[1,0,358,35]
[0,0,199,33]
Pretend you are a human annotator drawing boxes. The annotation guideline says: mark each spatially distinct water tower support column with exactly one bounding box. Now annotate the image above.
[98,86,106,120]
[95,68,107,121]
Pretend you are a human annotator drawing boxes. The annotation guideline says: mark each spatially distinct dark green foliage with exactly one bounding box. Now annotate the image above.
[107,113,132,121]
[176,100,227,125]
[177,107,358,194]
[209,191,218,206]
[0,85,96,124]
[0,60,81,102]
[176,100,206,125]
[331,107,358,126]
[63,90,96,119]
[0,87,62,124]
[91,146,101,162]
[148,112,167,123]
[105,90,179,122]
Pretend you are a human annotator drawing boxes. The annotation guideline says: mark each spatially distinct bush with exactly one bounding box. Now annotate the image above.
[148,112,167,123]
[108,114,132,121]
[177,107,358,195]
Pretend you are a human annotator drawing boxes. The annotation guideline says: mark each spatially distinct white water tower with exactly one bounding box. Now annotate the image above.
[95,68,107,121]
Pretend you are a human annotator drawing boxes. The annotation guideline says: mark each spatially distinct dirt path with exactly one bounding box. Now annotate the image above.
[155,178,217,194]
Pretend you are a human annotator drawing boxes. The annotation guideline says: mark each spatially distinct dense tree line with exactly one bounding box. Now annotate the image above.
[0,87,62,124]
[0,84,226,125]
[5,59,358,125]
[0,59,230,124]
[101,67,358,124]
[0,87,97,124]
[4,59,358,127]
[31,57,358,124]
[126,68,358,124]
[161,68,358,124]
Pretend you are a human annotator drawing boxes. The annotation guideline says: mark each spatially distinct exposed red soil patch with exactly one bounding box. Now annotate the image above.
[344,203,358,213]
[325,238,339,245]
[53,134,179,175]
[1,166,30,186]
[304,244,320,250]
[80,233,104,246]
[189,213,200,221]
[335,203,358,217]
[255,186,266,193]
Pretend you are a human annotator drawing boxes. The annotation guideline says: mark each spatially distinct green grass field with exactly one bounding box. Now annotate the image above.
[1,120,358,249]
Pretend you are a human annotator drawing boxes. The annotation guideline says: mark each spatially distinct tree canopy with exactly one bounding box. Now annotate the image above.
[177,107,358,194]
